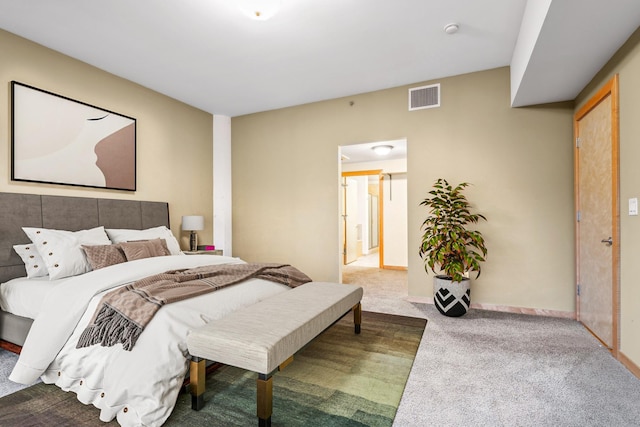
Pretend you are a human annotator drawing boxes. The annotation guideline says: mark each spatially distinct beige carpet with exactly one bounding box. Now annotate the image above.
[342,263,640,427]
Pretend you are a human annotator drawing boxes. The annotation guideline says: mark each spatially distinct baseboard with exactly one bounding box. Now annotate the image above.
[406,297,575,319]
[381,265,407,271]
[618,351,640,379]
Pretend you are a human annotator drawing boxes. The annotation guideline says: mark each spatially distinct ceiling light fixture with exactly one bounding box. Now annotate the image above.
[237,0,282,21]
[444,23,459,34]
[372,145,393,156]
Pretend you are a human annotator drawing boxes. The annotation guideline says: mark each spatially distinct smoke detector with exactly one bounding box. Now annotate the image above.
[444,23,459,34]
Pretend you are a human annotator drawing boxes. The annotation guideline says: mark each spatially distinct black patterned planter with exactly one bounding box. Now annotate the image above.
[433,276,471,317]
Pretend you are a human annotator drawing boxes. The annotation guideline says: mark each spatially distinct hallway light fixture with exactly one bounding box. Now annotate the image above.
[372,145,394,156]
[237,0,282,21]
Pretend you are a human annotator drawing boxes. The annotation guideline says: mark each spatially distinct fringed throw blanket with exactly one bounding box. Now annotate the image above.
[77,263,312,351]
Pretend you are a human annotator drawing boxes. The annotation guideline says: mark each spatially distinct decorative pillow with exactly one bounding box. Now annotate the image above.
[105,226,181,255]
[13,244,49,278]
[118,239,171,261]
[22,226,112,280]
[82,244,127,270]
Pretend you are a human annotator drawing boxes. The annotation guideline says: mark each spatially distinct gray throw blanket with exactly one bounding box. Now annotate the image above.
[76,263,312,351]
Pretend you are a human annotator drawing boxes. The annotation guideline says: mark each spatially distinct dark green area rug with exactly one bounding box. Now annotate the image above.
[0,311,426,426]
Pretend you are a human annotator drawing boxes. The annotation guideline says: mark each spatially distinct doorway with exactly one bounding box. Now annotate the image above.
[339,140,408,302]
[574,74,620,354]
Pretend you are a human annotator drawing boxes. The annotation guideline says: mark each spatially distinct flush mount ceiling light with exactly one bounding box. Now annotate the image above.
[444,23,459,34]
[372,145,393,156]
[237,0,282,21]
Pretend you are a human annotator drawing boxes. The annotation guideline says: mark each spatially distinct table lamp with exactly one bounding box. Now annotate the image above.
[182,215,204,251]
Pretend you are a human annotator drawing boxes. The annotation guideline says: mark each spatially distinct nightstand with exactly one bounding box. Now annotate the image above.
[183,250,223,256]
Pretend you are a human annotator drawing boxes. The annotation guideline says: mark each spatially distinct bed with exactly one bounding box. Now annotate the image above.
[0,192,173,347]
[0,192,293,426]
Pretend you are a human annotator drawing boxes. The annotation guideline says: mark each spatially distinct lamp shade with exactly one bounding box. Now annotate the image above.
[182,215,204,231]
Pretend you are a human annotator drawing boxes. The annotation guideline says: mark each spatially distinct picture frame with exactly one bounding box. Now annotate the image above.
[11,81,137,191]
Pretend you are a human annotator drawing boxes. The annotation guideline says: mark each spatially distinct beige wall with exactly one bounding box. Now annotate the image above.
[232,66,576,313]
[576,27,640,374]
[0,29,214,250]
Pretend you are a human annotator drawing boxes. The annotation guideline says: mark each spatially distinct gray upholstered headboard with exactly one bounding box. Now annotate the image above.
[0,192,170,284]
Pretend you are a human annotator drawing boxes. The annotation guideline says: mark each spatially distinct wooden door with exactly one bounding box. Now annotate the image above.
[574,75,619,352]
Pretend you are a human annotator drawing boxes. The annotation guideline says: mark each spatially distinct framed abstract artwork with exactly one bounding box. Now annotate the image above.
[11,81,136,191]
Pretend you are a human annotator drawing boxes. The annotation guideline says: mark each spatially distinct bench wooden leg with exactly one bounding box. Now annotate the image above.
[257,373,273,427]
[279,355,294,371]
[353,302,362,334]
[190,357,206,410]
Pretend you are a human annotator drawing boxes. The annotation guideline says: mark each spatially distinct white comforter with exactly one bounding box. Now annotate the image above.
[9,255,291,426]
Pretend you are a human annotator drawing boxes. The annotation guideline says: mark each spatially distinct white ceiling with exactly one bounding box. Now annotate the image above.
[0,0,639,120]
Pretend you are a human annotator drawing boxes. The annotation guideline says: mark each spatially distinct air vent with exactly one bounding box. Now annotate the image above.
[409,83,440,111]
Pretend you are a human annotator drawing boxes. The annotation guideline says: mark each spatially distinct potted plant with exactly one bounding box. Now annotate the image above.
[418,179,487,317]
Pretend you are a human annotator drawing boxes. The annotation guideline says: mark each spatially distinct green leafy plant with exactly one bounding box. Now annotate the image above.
[419,179,487,283]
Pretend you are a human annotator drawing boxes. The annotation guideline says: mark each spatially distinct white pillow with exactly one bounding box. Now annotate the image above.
[13,244,49,278]
[22,226,112,280]
[105,226,182,255]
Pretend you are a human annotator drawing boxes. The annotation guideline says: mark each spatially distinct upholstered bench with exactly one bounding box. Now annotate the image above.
[186,281,364,427]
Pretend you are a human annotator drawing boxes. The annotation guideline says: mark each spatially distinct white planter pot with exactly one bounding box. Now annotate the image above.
[433,275,471,317]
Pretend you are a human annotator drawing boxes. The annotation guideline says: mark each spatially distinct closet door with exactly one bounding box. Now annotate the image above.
[574,75,619,352]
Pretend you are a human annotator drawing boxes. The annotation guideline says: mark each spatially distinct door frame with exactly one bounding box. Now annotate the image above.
[573,74,620,355]
[342,170,383,267]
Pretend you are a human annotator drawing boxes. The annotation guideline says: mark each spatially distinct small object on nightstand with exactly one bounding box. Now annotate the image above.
[197,245,216,251]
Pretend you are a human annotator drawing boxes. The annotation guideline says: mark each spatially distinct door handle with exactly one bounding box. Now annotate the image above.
[601,237,613,246]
